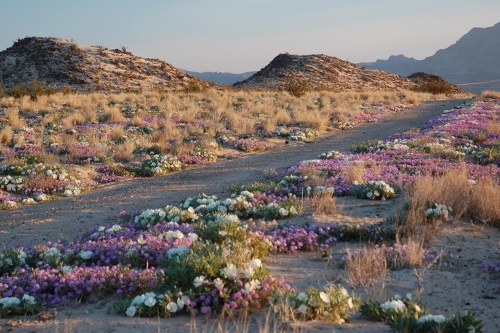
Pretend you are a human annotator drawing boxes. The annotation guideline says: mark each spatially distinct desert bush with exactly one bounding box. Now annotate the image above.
[412,81,452,95]
[284,79,308,98]
[0,126,13,144]
[343,162,365,184]
[345,246,388,289]
[361,295,483,333]
[468,177,500,226]
[309,193,339,216]
[480,90,500,99]
[351,180,396,200]
[395,169,471,242]
[137,154,182,176]
[391,237,425,269]
[272,285,359,324]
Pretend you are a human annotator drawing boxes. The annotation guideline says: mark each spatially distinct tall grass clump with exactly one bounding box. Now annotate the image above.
[468,177,500,227]
[345,246,388,290]
[396,169,471,242]
[480,90,500,99]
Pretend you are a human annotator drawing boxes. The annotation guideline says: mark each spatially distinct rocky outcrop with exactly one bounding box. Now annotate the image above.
[0,37,211,93]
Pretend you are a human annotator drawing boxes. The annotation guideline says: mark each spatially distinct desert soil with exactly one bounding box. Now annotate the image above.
[1,99,499,332]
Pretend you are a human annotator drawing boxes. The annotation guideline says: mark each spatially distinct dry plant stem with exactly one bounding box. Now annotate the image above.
[310,194,339,216]
[346,246,388,292]
[412,247,448,298]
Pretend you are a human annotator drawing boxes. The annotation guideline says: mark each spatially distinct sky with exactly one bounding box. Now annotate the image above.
[1,0,499,73]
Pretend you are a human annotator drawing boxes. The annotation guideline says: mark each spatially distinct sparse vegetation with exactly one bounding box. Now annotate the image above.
[284,79,309,98]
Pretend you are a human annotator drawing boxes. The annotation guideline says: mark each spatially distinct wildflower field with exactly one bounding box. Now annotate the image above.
[0,90,499,332]
[0,89,431,209]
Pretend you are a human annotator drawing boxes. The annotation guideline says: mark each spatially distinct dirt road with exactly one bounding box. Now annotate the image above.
[0,99,466,247]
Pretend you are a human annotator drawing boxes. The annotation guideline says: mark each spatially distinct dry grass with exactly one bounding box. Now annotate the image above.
[344,162,365,184]
[114,141,136,162]
[397,168,472,242]
[345,246,387,290]
[468,177,500,227]
[0,126,13,144]
[309,194,339,216]
[481,90,500,99]
[0,89,439,178]
[392,237,425,269]
[485,120,500,134]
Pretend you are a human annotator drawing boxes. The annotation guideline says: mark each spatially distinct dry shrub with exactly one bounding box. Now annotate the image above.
[397,169,471,242]
[485,121,500,134]
[391,237,425,269]
[344,162,365,184]
[102,105,127,123]
[25,175,62,194]
[4,107,26,128]
[27,151,60,164]
[114,141,136,162]
[468,177,500,227]
[310,194,338,216]
[0,126,13,144]
[346,246,387,290]
[481,90,500,99]
[61,112,86,127]
[293,109,329,131]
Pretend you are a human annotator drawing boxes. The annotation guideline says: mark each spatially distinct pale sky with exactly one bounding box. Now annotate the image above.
[1,0,499,73]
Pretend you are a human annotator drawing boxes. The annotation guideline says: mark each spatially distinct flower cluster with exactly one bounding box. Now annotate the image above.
[425,203,452,223]
[360,294,483,333]
[353,180,396,200]
[0,294,39,316]
[318,150,343,160]
[178,147,218,164]
[234,138,274,152]
[273,126,318,141]
[139,154,182,176]
[281,285,359,323]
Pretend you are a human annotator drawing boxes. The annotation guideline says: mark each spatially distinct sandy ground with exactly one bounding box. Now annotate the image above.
[2,99,498,332]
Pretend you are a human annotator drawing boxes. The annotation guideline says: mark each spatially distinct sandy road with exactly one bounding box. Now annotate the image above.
[0,99,465,247]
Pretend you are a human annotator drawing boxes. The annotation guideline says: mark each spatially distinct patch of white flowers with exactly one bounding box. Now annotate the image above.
[380,299,406,312]
[141,154,182,175]
[318,150,343,160]
[0,295,36,309]
[361,180,395,200]
[0,175,26,192]
[426,203,452,222]
[417,314,447,324]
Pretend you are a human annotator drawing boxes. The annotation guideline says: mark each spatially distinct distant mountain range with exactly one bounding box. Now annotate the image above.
[182,70,257,85]
[359,22,500,94]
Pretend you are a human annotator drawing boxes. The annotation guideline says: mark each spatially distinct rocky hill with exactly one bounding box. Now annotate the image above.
[360,22,500,93]
[408,72,468,95]
[0,37,211,93]
[233,53,418,92]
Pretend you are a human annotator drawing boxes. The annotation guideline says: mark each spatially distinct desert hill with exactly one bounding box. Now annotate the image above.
[0,37,211,93]
[408,72,468,95]
[234,53,418,92]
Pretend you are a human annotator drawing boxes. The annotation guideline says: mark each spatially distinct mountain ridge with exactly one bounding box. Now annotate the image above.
[360,22,500,93]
